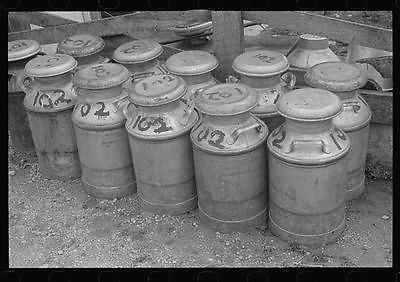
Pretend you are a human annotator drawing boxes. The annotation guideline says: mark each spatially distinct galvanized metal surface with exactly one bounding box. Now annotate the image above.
[267,88,350,245]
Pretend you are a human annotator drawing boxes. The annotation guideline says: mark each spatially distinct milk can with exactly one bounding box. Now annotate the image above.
[190,83,269,233]
[305,61,371,200]
[230,49,296,133]
[112,39,167,88]
[267,88,350,246]
[171,21,212,45]
[287,34,341,86]
[8,39,42,154]
[124,74,199,214]
[23,54,81,180]
[165,50,219,103]
[72,63,136,199]
[57,34,109,73]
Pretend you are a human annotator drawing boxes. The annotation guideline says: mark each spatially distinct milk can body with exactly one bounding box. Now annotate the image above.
[112,39,167,90]
[23,54,81,180]
[125,74,199,214]
[191,83,269,233]
[165,50,219,103]
[72,63,136,199]
[267,88,350,246]
[8,39,42,154]
[287,34,341,87]
[305,62,371,200]
[57,34,109,73]
[231,49,296,133]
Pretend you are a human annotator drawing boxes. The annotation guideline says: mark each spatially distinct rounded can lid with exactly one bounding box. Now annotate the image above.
[195,83,259,116]
[276,88,342,121]
[57,34,105,58]
[304,61,367,92]
[232,50,289,77]
[165,50,218,75]
[24,54,77,77]
[73,63,130,89]
[129,74,187,106]
[298,34,329,50]
[8,39,41,62]
[112,39,163,64]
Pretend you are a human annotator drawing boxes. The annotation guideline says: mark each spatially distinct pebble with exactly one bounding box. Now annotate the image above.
[381,215,390,220]
[9,170,16,176]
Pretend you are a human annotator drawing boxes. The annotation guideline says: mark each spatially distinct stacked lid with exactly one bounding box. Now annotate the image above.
[232,50,289,77]
[57,34,105,58]
[165,50,218,76]
[8,39,41,62]
[173,21,213,36]
[112,39,163,64]
[25,54,77,77]
[297,34,329,50]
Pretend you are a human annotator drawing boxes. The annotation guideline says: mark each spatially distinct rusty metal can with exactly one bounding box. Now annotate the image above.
[124,74,199,214]
[165,50,219,103]
[305,61,371,200]
[23,54,81,180]
[8,39,42,154]
[231,49,296,133]
[267,88,350,246]
[191,83,269,232]
[112,39,167,88]
[57,34,109,73]
[287,34,341,86]
[72,63,136,199]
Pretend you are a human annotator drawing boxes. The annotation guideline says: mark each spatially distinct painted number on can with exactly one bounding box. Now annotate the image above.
[63,38,92,47]
[91,65,110,78]
[196,127,226,149]
[131,115,173,134]
[32,90,70,109]
[94,102,110,118]
[271,126,286,149]
[253,54,275,63]
[34,56,61,68]
[80,104,91,117]
[122,44,141,53]
[9,41,28,51]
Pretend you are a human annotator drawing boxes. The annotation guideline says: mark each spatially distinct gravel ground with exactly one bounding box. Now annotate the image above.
[8,144,392,268]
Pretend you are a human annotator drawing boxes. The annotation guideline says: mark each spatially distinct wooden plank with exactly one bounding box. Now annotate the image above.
[242,11,392,52]
[211,11,244,81]
[359,90,392,125]
[9,12,77,27]
[8,11,211,45]
[8,17,31,32]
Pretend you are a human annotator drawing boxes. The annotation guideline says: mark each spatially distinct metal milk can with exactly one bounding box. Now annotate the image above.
[190,83,269,233]
[72,63,136,199]
[112,39,167,88]
[165,50,219,103]
[57,34,109,73]
[124,74,199,215]
[23,54,81,180]
[230,49,296,133]
[171,21,212,45]
[8,39,42,154]
[267,88,350,246]
[304,61,371,200]
[286,34,341,86]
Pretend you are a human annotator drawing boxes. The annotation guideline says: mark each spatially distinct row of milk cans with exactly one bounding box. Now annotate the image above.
[8,34,371,246]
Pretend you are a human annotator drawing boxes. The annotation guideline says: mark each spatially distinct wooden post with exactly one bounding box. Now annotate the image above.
[211,11,244,82]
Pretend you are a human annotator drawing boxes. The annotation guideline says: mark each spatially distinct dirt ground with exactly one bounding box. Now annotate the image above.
[8,144,392,268]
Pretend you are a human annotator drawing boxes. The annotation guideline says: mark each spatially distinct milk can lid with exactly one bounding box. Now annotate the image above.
[195,83,259,116]
[25,54,77,77]
[112,39,163,64]
[298,34,329,50]
[165,50,218,75]
[232,50,289,77]
[73,63,130,89]
[129,74,187,106]
[8,39,41,62]
[304,61,367,92]
[277,88,342,121]
[57,34,105,58]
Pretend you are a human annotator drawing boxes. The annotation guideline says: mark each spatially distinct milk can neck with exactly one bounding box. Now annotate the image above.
[334,90,357,100]
[123,59,158,73]
[78,85,123,101]
[181,72,212,85]
[34,72,72,85]
[240,75,281,89]
[203,112,251,125]
[136,100,180,114]
[76,54,102,66]
[285,118,333,134]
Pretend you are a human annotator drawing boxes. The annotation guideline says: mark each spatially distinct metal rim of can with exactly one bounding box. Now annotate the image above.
[172,21,213,36]
[232,50,290,77]
[333,95,372,132]
[297,34,329,50]
[57,34,105,58]
[165,50,219,76]
[112,39,164,65]
[8,39,41,62]
[24,54,78,78]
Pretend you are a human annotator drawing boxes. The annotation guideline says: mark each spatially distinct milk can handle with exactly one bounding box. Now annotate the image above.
[158,63,170,74]
[286,139,331,154]
[226,75,239,83]
[281,72,296,90]
[342,101,361,113]
[122,101,137,121]
[111,95,131,113]
[179,94,196,126]
[226,121,263,145]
